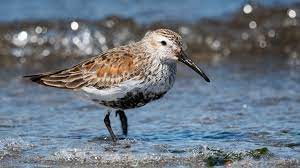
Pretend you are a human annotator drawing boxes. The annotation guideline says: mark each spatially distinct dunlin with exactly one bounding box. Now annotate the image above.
[24,29,210,142]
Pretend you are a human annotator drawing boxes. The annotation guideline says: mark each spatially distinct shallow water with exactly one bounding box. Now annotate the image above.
[0,0,300,166]
[0,61,299,167]
[0,0,298,23]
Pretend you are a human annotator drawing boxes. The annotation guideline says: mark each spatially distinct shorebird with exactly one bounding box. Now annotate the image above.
[24,29,210,142]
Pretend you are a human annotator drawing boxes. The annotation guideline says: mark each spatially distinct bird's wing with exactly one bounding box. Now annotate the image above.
[24,48,139,90]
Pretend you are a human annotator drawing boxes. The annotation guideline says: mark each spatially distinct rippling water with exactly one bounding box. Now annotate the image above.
[0,0,298,23]
[0,0,300,167]
[0,61,299,167]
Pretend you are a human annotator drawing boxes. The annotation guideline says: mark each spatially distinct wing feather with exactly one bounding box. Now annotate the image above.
[24,47,140,90]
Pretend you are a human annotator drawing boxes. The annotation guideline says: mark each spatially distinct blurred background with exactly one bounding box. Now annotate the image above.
[0,0,299,167]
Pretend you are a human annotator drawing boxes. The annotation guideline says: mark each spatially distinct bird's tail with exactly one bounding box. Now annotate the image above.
[23,72,58,87]
[23,69,70,89]
[23,68,87,89]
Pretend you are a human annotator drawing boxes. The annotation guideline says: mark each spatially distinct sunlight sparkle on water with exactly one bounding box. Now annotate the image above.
[71,21,79,31]
[249,21,257,29]
[243,4,253,14]
[287,9,296,18]
[18,31,28,41]
[35,26,43,34]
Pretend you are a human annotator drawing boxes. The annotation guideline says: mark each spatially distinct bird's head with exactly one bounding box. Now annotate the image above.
[142,29,210,82]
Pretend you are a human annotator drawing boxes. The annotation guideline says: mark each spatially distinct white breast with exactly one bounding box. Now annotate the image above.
[80,79,143,102]
[80,60,177,103]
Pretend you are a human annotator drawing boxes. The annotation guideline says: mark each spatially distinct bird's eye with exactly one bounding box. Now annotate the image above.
[160,41,167,46]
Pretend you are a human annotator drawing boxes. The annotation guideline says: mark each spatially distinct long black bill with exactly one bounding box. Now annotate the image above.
[178,52,210,82]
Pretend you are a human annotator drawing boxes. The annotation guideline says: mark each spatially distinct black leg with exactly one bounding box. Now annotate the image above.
[116,110,128,136]
[104,112,117,142]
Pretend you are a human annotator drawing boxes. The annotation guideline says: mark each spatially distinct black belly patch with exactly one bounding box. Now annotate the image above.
[93,91,167,109]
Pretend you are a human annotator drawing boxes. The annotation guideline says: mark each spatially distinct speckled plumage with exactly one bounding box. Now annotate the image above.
[25,29,210,141]
[26,29,180,109]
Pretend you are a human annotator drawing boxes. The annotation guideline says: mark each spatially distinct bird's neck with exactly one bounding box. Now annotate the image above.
[140,52,177,93]
[131,41,177,80]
